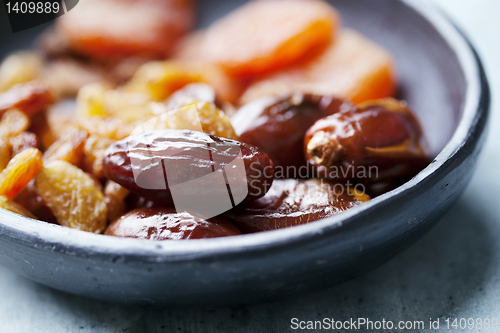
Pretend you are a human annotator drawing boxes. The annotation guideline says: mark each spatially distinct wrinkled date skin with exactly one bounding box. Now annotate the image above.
[304,98,431,183]
[104,129,274,217]
[231,93,352,172]
[224,179,370,233]
[105,207,241,240]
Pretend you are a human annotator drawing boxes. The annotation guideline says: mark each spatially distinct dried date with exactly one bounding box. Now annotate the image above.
[224,179,370,233]
[103,129,274,219]
[231,93,352,171]
[305,98,431,183]
[105,207,241,240]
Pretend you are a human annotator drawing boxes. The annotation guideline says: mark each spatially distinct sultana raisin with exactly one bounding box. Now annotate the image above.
[0,148,43,200]
[0,137,11,172]
[81,134,116,179]
[43,129,88,165]
[0,81,53,117]
[0,52,43,92]
[10,131,39,155]
[131,102,238,140]
[104,180,130,222]
[0,195,36,219]
[0,108,30,138]
[35,160,107,233]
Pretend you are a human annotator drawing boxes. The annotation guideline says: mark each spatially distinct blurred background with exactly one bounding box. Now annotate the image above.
[0,0,499,332]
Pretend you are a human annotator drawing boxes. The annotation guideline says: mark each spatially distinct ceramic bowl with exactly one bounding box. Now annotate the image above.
[0,0,490,306]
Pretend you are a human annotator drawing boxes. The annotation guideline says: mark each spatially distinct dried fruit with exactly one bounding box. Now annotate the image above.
[132,102,238,140]
[35,160,107,233]
[224,179,369,232]
[103,130,274,219]
[56,0,195,58]
[199,0,340,77]
[304,98,430,183]
[0,195,36,219]
[10,131,39,155]
[0,81,53,117]
[104,180,130,222]
[0,148,43,200]
[124,60,241,103]
[165,83,217,110]
[41,58,114,98]
[231,93,352,171]
[43,129,88,165]
[0,138,11,172]
[82,135,116,179]
[0,52,43,92]
[105,207,241,240]
[241,30,396,105]
[0,108,30,138]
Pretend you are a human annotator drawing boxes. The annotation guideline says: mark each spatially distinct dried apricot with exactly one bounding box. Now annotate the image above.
[43,129,88,165]
[35,160,107,233]
[0,148,43,200]
[200,0,340,77]
[241,30,396,104]
[56,0,195,58]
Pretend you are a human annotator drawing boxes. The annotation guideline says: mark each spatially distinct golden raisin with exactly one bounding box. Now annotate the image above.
[35,160,107,233]
[0,52,43,92]
[81,135,116,180]
[43,129,88,165]
[0,195,36,219]
[131,102,238,140]
[0,137,11,172]
[0,148,43,199]
[0,81,53,117]
[10,131,39,155]
[104,180,130,222]
[0,108,30,138]
[124,60,241,103]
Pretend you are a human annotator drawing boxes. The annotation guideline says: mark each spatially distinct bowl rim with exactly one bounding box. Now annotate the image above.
[0,0,489,262]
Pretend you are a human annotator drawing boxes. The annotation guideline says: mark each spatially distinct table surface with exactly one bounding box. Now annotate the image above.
[1,0,499,332]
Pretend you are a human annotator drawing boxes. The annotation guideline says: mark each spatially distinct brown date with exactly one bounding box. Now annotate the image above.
[103,130,274,219]
[304,98,431,183]
[224,179,370,233]
[231,93,352,171]
[104,207,241,240]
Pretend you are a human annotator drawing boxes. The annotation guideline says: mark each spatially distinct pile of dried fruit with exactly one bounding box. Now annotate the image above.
[0,0,430,240]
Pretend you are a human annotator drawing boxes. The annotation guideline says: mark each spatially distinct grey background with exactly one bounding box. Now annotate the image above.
[0,0,499,332]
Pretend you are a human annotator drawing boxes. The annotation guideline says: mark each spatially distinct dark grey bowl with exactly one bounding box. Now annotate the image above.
[0,0,489,306]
